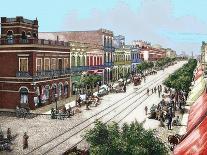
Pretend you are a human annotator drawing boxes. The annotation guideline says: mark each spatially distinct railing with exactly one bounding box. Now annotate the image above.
[16,65,106,79]
[104,62,114,67]
[131,59,141,63]
[104,46,115,52]
[0,38,70,47]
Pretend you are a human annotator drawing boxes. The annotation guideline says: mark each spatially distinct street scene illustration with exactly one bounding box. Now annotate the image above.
[0,0,206,155]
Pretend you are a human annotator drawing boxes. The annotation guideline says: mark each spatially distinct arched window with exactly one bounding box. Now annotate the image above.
[27,31,31,38]
[71,56,76,67]
[33,33,37,38]
[7,30,13,44]
[19,87,29,105]
[77,56,80,67]
[21,31,27,43]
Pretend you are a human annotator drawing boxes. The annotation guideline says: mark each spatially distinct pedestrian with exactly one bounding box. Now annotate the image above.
[160,85,162,92]
[7,128,12,141]
[144,76,146,83]
[147,88,149,96]
[151,88,154,94]
[123,84,126,92]
[167,113,173,130]
[23,132,29,149]
[158,90,161,98]
[154,87,157,93]
[145,106,148,115]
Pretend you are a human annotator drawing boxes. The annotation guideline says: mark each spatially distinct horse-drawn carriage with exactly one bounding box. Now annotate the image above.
[133,76,141,86]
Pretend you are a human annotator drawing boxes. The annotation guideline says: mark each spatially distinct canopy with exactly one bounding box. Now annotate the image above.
[100,85,108,90]
[174,116,207,155]
[187,92,207,132]
[194,70,203,81]
[186,76,205,105]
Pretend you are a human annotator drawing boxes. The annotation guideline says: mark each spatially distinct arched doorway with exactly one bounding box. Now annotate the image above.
[19,87,29,106]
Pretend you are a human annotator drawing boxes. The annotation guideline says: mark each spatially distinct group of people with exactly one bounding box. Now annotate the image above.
[50,105,73,120]
[147,85,162,97]
[146,86,186,130]
[0,128,28,151]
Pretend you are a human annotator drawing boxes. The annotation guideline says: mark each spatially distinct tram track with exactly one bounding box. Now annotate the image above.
[43,71,168,155]
[25,62,185,155]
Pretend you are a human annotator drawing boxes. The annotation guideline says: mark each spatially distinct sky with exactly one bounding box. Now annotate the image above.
[1,0,207,55]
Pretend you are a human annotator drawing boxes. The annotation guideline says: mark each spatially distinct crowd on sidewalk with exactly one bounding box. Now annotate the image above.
[146,85,187,130]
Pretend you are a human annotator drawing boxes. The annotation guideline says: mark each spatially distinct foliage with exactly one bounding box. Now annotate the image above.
[84,121,168,155]
[80,74,102,87]
[163,59,197,92]
[137,57,176,73]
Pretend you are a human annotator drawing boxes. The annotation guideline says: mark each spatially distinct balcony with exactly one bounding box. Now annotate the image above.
[0,38,70,47]
[104,46,115,52]
[131,59,141,63]
[104,62,114,67]
[71,65,105,72]
[16,69,71,80]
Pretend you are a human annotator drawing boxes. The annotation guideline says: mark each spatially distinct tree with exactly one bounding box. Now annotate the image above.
[84,121,168,155]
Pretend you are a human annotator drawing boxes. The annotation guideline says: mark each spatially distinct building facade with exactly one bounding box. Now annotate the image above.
[0,16,71,110]
[39,29,114,84]
[112,46,131,81]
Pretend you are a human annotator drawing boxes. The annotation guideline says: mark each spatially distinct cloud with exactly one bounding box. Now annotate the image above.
[62,0,206,54]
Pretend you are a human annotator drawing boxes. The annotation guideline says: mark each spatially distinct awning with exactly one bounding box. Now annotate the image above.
[194,70,203,81]
[187,92,207,132]
[186,76,205,105]
[174,116,207,155]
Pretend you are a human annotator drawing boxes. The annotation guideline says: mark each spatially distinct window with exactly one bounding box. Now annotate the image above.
[44,58,50,70]
[64,58,69,69]
[19,58,28,72]
[19,87,29,105]
[51,58,56,70]
[7,30,13,44]
[36,58,42,71]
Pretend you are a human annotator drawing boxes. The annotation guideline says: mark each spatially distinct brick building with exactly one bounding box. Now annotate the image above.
[0,16,71,110]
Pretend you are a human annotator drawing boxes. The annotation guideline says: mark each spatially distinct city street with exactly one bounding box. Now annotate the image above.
[0,61,186,155]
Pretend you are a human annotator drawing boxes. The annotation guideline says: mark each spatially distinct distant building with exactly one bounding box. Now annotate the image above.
[39,29,115,84]
[113,35,125,48]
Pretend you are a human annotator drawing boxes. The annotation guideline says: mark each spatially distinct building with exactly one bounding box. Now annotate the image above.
[130,45,141,74]
[112,46,131,81]
[69,41,105,95]
[113,35,125,48]
[39,28,115,84]
[0,16,71,110]
[166,48,176,58]
[132,40,166,61]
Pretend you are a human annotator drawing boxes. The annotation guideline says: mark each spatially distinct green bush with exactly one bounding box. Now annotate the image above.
[84,121,168,155]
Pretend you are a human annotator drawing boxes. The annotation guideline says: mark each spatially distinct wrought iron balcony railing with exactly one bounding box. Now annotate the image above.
[0,38,70,47]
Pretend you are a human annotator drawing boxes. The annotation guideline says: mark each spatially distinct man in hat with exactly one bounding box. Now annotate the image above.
[23,132,29,149]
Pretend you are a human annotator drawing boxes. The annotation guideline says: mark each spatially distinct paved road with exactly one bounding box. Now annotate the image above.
[0,61,186,155]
